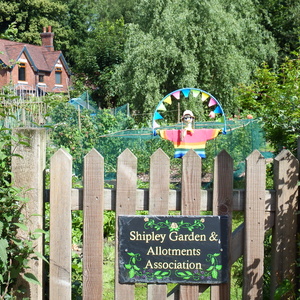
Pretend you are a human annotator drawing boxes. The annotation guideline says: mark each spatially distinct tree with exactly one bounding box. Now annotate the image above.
[257,0,300,60]
[109,0,278,122]
[235,51,300,153]
[0,0,67,45]
[53,0,95,65]
[93,0,136,23]
[73,18,126,107]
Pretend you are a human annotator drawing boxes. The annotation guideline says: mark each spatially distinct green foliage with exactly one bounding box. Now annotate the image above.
[2,0,300,119]
[73,18,126,107]
[50,102,97,175]
[49,102,135,175]
[53,0,95,65]
[0,22,18,40]
[109,0,278,122]
[127,137,179,174]
[0,123,44,298]
[104,211,115,239]
[71,210,83,299]
[235,51,300,153]
[0,0,67,44]
[257,0,300,60]
[274,279,296,300]
[202,119,267,184]
[94,0,136,23]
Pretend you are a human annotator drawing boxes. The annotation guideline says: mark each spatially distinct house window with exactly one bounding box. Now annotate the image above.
[38,74,44,83]
[18,63,26,81]
[55,67,62,84]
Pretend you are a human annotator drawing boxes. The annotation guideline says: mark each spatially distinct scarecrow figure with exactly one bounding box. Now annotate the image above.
[157,110,221,158]
[181,110,195,140]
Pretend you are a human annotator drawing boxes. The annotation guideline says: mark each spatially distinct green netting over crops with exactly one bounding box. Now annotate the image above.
[97,118,272,181]
[100,119,259,139]
[0,92,271,183]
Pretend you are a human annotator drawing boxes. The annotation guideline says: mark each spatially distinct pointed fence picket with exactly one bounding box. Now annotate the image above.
[211,150,233,299]
[148,149,170,299]
[115,149,137,300]
[49,148,72,300]
[271,150,299,298]
[178,151,202,300]
[43,147,298,299]
[243,150,266,299]
[83,149,104,299]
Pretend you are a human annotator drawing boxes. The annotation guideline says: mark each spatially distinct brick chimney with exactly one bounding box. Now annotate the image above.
[40,26,54,51]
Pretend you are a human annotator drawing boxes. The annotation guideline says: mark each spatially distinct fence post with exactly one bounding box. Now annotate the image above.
[11,128,46,299]
[179,150,202,300]
[49,148,72,300]
[83,149,104,299]
[115,149,137,300]
[271,150,299,298]
[243,150,266,299]
[211,150,233,300]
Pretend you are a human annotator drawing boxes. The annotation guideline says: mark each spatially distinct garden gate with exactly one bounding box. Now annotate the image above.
[11,128,299,300]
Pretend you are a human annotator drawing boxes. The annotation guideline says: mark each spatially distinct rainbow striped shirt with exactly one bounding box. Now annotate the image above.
[159,129,220,158]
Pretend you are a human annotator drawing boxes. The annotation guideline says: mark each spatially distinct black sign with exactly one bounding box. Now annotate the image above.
[118,215,228,284]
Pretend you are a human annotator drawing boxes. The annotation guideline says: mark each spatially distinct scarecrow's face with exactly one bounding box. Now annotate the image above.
[183,115,193,124]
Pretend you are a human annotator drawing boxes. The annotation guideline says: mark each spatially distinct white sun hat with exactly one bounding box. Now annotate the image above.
[181,110,195,119]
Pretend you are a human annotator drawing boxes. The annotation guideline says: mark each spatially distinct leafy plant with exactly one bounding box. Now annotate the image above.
[104,211,115,239]
[235,51,300,154]
[274,279,296,300]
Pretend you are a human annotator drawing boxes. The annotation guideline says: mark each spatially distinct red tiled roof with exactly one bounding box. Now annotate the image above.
[0,39,66,73]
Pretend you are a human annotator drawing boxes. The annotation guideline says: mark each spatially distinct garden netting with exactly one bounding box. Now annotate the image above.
[98,118,271,181]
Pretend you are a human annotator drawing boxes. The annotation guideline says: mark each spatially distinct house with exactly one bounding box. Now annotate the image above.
[0,26,71,96]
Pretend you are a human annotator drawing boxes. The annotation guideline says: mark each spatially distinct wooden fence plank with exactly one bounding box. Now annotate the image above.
[179,150,202,300]
[211,150,233,300]
[149,148,170,214]
[243,150,266,299]
[50,148,72,300]
[83,149,104,300]
[148,149,170,299]
[115,149,137,300]
[270,150,299,298]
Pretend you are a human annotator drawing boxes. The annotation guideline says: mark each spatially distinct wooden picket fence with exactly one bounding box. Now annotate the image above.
[49,147,298,300]
[11,128,299,300]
